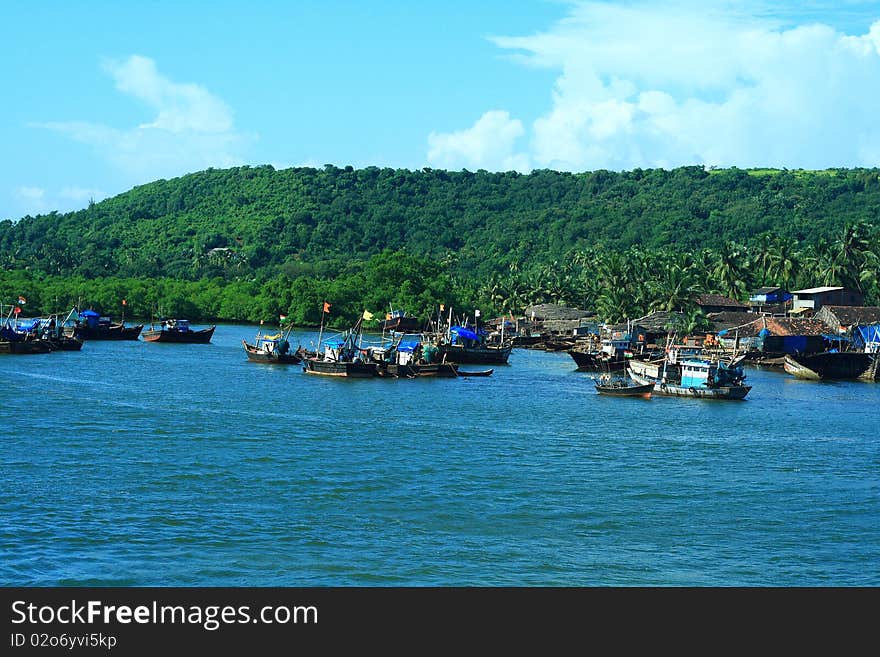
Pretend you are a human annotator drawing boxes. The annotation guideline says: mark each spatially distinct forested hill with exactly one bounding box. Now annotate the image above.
[3,164,880,281]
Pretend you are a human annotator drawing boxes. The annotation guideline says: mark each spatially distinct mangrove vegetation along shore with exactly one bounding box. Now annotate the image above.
[1,165,878,327]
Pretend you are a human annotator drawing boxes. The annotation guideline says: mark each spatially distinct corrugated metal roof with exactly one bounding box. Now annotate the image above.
[791,286,844,294]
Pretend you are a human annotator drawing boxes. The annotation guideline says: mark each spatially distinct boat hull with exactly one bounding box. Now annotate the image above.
[568,350,627,371]
[302,358,379,377]
[142,326,215,343]
[0,339,53,354]
[456,368,494,377]
[783,352,877,381]
[383,363,459,378]
[628,370,751,400]
[74,324,143,340]
[242,341,302,364]
[45,336,84,351]
[595,382,654,398]
[437,344,512,364]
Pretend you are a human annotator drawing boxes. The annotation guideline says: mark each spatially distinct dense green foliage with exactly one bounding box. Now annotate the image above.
[1,165,878,326]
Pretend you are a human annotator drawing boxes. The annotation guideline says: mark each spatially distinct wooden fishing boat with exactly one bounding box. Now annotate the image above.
[0,338,52,354]
[423,309,513,364]
[627,348,752,400]
[783,351,877,381]
[302,315,381,377]
[593,376,653,398]
[72,309,143,340]
[242,325,305,364]
[38,312,84,351]
[568,349,627,371]
[380,310,423,334]
[142,319,215,343]
[435,341,512,364]
[302,358,379,377]
[381,362,459,378]
[44,333,84,351]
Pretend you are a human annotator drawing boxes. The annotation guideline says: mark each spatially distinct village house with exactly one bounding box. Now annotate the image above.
[521,304,596,336]
[695,293,750,314]
[748,286,792,314]
[710,315,829,354]
[813,305,880,334]
[790,286,864,313]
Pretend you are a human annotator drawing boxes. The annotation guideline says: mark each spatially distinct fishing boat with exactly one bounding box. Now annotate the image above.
[142,318,215,343]
[301,315,381,377]
[436,338,512,364]
[628,347,751,400]
[593,374,653,398]
[72,309,143,340]
[422,307,513,365]
[242,325,304,364]
[376,339,459,378]
[0,306,53,353]
[0,338,52,354]
[379,309,423,334]
[783,351,878,381]
[37,310,84,351]
[567,349,627,371]
[0,315,52,354]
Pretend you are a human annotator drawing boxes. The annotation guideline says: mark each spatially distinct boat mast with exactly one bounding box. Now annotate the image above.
[316,302,328,356]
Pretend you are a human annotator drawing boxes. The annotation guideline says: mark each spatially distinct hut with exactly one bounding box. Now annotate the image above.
[758,317,830,354]
[813,305,880,334]
[695,294,749,314]
[523,304,596,336]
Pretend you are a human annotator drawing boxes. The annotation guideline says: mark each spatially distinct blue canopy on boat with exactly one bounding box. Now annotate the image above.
[79,309,100,317]
[396,340,421,353]
[451,326,479,341]
[822,334,850,342]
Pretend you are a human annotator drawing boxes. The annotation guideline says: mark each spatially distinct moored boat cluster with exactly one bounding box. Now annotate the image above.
[4,290,879,396]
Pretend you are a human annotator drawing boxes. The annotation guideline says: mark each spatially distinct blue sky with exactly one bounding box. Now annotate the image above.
[3,0,880,221]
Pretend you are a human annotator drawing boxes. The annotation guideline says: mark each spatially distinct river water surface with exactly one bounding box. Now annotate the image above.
[2,323,878,585]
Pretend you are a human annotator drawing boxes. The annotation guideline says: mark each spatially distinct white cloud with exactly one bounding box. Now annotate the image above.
[103,55,233,133]
[34,55,252,184]
[427,110,531,172]
[10,185,105,218]
[445,1,880,171]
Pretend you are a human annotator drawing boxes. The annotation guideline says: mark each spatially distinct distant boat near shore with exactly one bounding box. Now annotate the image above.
[142,319,215,343]
[72,309,143,340]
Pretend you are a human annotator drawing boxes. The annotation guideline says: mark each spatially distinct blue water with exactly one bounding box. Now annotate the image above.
[1,324,878,586]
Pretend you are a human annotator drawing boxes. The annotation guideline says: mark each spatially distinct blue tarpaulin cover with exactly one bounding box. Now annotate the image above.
[79,310,100,317]
[396,341,420,353]
[450,326,479,340]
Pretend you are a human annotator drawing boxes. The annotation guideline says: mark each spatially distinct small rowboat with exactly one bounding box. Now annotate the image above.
[593,377,653,398]
[457,368,494,377]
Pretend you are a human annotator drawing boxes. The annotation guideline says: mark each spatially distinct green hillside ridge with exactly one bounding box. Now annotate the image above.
[1,165,878,326]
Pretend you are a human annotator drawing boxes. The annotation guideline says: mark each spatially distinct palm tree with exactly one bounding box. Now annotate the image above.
[712,241,749,300]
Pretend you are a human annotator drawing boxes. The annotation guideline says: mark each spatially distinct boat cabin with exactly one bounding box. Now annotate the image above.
[165,319,190,331]
[680,360,712,388]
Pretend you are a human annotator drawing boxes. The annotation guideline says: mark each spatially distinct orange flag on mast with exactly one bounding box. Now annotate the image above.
[323,302,331,314]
